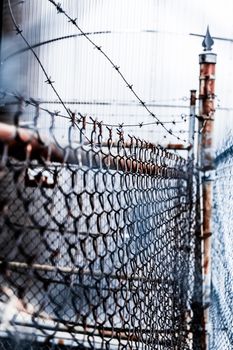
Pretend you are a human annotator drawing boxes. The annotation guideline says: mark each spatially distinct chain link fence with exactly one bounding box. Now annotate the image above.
[0,100,196,349]
[210,144,233,350]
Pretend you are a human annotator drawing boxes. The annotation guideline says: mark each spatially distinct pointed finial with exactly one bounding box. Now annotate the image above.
[202,26,214,51]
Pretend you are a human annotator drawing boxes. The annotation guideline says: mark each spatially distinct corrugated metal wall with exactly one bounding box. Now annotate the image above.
[2,0,233,146]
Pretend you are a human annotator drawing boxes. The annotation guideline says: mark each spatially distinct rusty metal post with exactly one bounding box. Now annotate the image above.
[188,90,196,228]
[188,90,197,160]
[198,27,216,350]
[188,89,196,231]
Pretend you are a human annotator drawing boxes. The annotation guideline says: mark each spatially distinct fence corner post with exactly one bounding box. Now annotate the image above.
[198,26,217,350]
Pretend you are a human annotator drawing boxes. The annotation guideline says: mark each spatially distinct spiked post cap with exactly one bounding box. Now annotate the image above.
[199,26,216,64]
[202,26,214,51]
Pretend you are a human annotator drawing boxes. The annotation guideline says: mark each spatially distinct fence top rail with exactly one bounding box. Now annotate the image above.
[0,121,189,179]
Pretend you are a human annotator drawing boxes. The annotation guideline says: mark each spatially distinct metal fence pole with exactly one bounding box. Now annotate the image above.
[190,87,205,349]
[198,27,217,350]
[188,90,197,160]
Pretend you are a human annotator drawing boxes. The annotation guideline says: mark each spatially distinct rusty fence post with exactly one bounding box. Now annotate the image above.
[188,89,196,239]
[188,90,197,160]
[198,27,217,350]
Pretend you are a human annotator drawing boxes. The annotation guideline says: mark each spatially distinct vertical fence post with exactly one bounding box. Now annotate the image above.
[190,87,204,349]
[188,90,197,160]
[188,89,196,239]
[198,26,217,350]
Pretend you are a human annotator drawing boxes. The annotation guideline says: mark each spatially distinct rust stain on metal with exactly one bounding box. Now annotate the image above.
[165,143,191,150]
[0,122,186,179]
[0,122,64,163]
[101,140,189,151]
[198,33,216,350]
[199,59,216,170]
[202,181,212,275]
[190,90,197,106]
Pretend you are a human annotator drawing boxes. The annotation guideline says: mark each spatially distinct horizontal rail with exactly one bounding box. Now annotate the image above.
[0,260,174,285]
[0,122,64,163]
[214,144,233,166]
[166,143,191,150]
[0,122,187,178]
[13,320,192,341]
[94,141,190,150]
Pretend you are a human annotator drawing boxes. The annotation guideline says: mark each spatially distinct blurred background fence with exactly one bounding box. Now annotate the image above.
[210,142,233,350]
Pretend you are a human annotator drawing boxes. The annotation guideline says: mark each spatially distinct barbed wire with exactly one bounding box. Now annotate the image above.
[5,0,190,144]
[0,91,197,167]
[4,0,195,153]
[5,0,192,143]
[0,90,189,131]
[32,99,190,108]
[2,31,111,63]
[7,0,72,121]
[47,0,189,144]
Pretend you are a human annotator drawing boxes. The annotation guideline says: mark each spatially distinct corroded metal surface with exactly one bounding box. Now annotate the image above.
[198,28,216,350]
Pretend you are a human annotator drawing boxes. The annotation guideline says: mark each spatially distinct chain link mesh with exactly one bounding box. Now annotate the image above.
[0,100,196,349]
[210,146,233,350]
